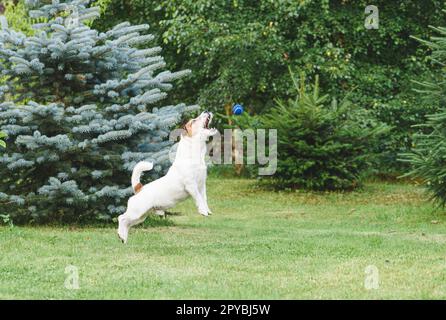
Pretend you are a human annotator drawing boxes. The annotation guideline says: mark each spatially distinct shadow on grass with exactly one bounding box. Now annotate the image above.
[138,214,176,228]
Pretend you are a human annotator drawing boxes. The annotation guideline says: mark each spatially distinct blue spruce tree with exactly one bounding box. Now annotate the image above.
[0,0,197,223]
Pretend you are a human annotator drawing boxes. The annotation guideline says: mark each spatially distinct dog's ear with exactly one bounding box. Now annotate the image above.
[182,120,193,137]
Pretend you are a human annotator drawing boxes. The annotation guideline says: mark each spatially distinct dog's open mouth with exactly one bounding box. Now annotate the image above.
[204,114,212,129]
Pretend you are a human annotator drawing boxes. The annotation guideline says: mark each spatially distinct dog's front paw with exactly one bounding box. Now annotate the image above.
[199,207,209,217]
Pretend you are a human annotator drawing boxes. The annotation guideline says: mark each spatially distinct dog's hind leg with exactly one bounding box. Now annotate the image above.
[117,210,147,244]
[117,214,130,244]
[117,200,151,244]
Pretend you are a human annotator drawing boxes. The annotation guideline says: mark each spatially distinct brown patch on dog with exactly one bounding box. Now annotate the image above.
[134,183,143,194]
[182,120,193,137]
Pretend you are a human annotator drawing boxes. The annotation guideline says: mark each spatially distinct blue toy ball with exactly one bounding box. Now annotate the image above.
[232,104,244,115]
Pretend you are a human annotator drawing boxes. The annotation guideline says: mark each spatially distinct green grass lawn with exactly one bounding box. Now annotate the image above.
[1,178,446,299]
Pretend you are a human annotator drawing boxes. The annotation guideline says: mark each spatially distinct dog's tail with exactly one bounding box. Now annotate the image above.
[131,161,153,194]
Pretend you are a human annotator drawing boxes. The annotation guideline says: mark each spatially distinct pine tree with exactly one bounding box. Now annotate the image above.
[234,70,388,191]
[400,22,446,207]
[0,0,197,223]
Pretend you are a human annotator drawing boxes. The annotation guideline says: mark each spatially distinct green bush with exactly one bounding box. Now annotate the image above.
[236,70,388,191]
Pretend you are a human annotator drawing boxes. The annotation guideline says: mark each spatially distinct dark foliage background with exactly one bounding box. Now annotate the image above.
[92,0,446,175]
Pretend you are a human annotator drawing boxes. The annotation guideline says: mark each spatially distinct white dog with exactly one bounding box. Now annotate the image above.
[117,111,217,243]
